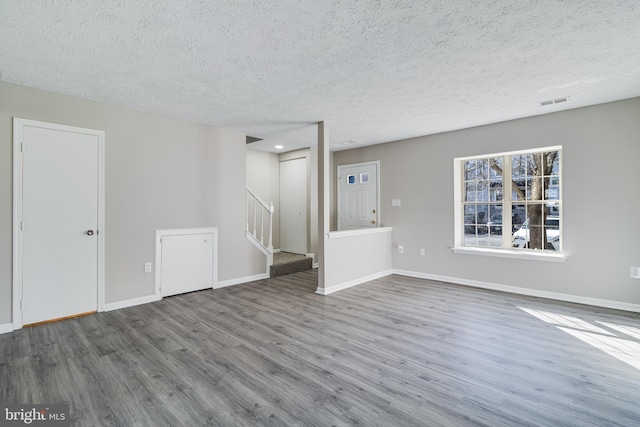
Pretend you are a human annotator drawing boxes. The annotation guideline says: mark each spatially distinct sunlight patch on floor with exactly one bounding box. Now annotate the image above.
[518,306,640,371]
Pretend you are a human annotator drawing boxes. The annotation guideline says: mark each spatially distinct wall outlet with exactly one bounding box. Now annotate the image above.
[631,266,640,279]
[144,262,152,274]
[398,245,404,254]
[420,248,425,256]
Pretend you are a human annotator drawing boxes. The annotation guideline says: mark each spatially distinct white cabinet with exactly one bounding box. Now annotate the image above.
[155,228,218,297]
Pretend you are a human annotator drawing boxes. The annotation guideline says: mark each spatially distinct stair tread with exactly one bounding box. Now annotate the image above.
[270,252,312,277]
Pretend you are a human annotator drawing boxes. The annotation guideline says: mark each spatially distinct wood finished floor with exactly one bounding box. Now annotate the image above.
[1,270,640,426]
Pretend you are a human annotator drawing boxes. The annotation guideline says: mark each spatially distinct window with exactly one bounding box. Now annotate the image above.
[454,146,562,258]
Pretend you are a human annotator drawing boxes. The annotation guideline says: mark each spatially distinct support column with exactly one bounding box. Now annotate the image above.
[316,121,329,293]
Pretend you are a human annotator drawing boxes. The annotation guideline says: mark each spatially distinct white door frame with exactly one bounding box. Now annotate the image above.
[337,160,381,230]
[12,118,106,330]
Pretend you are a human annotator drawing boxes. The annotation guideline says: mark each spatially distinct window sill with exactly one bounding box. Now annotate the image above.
[452,246,566,262]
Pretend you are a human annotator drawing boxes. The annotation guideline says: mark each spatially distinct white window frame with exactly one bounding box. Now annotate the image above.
[452,145,565,262]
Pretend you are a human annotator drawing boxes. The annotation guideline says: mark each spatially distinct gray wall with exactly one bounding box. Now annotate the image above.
[333,98,640,305]
[0,82,264,324]
[324,229,393,291]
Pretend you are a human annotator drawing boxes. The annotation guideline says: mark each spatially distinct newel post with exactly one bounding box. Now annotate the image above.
[267,202,274,252]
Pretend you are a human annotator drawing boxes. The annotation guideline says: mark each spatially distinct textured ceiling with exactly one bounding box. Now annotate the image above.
[1,1,639,152]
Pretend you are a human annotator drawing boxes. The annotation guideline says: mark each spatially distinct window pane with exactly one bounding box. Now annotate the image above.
[464,160,475,180]
[545,211,560,251]
[477,205,488,226]
[488,205,502,236]
[512,155,527,179]
[545,176,560,200]
[529,153,542,174]
[545,150,560,175]
[464,182,476,202]
[477,160,487,179]
[488,157,502,179]
[527,177,543,200]
[513,184,526,201]
[525,204,545,250]
[477,179,489,201]
[512,204,526,230]
[489,180,502,201]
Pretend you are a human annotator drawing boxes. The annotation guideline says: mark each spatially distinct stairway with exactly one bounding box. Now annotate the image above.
[270,252,313,278]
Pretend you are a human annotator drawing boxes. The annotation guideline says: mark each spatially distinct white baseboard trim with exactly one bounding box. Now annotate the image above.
[215,273,270,289]
[392,269,640,313]
[104,295,161,312]
[316,269,393,295]
[0,323,13,335]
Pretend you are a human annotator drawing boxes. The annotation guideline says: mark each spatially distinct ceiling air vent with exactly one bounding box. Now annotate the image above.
[540,96,569,107]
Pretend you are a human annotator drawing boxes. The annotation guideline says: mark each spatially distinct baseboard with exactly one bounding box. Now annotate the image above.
[392,269,640,314]
[104,295,161,312]
[0,323,13,335]
[215,273,270,289]
[316,269,393,295]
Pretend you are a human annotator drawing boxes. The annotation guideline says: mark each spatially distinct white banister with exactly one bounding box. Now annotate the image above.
[253,200,257,237]
[246,187,275,268]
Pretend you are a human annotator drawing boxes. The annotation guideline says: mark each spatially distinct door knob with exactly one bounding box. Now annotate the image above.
[86,230,95,236]
[371,220,376,224]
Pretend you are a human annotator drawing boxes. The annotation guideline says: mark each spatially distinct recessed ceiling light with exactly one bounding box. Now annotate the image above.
[341,140,357,145]
[275,145,283,149]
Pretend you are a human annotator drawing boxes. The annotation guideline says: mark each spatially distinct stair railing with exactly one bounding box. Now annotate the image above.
[246,188,274,263]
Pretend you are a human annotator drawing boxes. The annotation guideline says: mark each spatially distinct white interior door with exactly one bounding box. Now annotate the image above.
[279,157,307,254]
[338,162,379,230]
[17,120,103,326]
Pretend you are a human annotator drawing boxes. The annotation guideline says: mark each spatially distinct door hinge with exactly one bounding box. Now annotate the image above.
[20,221,24,231]
[21,300,24,310]
[21,142,24,152]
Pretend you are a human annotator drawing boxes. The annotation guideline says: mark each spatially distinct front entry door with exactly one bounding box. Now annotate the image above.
[15,119,103,326]
[338,162,379,230]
